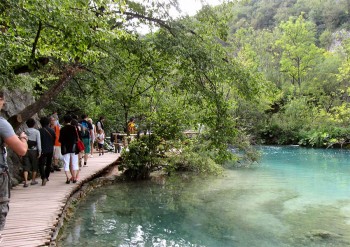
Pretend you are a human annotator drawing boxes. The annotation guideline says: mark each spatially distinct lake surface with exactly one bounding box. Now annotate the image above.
[58,146,350,247]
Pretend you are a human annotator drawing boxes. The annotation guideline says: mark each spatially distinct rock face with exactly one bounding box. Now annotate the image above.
[1,89,36,186]
[329,29,350,52]
[2,90,34,119]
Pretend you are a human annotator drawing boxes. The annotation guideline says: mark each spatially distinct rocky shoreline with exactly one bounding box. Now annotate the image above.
[50,161,124,246]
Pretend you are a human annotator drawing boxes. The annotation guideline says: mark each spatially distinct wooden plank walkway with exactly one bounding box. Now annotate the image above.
[1,152,120,247]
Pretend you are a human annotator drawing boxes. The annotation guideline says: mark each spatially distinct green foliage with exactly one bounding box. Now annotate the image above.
[148,99,193,140]
[259,96,350,147]
[230,0,350,32]
[319,29,333,49]
[119,133,225,180]
[166,139,223,175]
[118,134,224,179]
[258,97,314,145]
[227,1,350,148]
[118,134,166,180]
[7,0,350,180]
[259,123,298,145]
[276,15,325,89]
[298,126,350,148]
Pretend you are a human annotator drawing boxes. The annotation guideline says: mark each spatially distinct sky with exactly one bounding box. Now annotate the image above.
[130,0,223,34]
[172,0,222,17]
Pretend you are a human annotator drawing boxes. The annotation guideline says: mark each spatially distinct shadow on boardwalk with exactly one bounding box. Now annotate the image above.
[2,152,120,247]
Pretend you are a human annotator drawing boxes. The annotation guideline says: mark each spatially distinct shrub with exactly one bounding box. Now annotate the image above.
[118,134,166,180]
[165,139,223,175]
[119,134,225,180]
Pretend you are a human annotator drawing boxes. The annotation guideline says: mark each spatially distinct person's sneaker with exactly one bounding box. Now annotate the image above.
[42,179,47,186]
[23,183,28,188]
[30,181,38,185]
[66,179,70,184]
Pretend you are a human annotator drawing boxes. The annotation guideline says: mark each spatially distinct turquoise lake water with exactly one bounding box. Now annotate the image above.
[58,146,350,247]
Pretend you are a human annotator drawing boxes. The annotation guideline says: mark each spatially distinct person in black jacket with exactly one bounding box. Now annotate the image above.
[59,115,79,184]
[38,117,56,186]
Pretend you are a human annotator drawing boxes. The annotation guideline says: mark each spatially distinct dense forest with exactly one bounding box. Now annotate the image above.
[227,0,350,148]
[2,0,350,178]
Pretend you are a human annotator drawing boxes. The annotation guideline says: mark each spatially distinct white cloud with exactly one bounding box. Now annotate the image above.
[131,0,223,34]
[172,0,222,17]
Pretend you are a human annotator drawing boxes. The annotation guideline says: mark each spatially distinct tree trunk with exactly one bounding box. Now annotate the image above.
[8,63,82,131]
[297,57,301,89]
[123,104,129,134]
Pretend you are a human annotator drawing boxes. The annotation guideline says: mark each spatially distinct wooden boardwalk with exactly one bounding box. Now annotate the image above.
[1,152,119,247]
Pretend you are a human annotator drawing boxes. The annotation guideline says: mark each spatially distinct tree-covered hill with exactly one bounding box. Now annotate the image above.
[231,0,350,39]
[221,0,350,147]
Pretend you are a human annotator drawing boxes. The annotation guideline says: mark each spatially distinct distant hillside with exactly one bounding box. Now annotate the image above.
[229,0,350,46]
[201,0,350,147]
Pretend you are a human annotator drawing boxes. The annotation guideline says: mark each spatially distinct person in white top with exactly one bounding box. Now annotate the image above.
[23,118,41,187]
[96,129,105,156]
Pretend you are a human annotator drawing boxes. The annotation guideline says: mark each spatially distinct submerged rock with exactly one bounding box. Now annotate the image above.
[306,229,341,240]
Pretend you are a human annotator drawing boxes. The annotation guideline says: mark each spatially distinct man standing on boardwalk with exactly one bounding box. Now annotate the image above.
[0,90,28,242]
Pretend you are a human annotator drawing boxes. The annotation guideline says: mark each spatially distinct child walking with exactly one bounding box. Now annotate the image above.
[96,129,105,156]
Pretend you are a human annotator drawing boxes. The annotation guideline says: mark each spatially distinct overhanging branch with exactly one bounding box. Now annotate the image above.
[8,63,83,131]
[31,21,42,60]
[112,10,176,36]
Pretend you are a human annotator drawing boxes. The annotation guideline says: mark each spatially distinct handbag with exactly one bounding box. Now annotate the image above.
[77,140,85,152]
[75,127,85,152]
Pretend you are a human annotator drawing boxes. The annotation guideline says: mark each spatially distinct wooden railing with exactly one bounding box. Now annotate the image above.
[111,131,200,153]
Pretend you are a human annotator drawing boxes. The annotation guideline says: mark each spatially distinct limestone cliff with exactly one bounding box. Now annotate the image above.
[1,89,36,186]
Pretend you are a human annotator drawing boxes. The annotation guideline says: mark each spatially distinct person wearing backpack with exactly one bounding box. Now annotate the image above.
[79,114,93,167]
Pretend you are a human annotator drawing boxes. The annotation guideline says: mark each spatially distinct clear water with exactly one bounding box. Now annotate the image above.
[58,146,350,247]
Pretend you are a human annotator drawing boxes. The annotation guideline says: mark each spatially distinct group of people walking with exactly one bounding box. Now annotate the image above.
[22,114,106,186]
[0,89,108,242]
[0,90,139,242]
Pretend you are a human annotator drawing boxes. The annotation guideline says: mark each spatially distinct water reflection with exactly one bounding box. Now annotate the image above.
[58,146,350,247]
